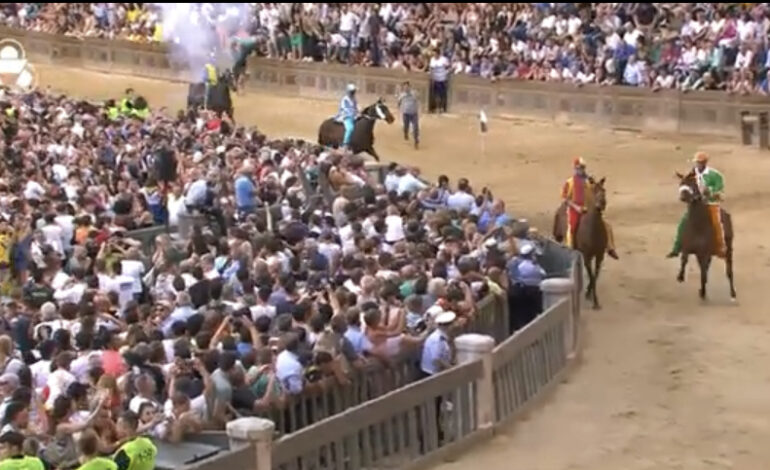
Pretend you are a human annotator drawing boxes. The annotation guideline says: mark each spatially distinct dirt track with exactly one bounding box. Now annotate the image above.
[36,64,770,470]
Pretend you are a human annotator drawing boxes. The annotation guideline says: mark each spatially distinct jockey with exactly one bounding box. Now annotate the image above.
[202,62,218,86]
[668,151,726,258]
[561,157,619,259]
[336,83,358,149]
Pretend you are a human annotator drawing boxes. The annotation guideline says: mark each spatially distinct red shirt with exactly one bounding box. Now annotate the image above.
[101,350,126,377]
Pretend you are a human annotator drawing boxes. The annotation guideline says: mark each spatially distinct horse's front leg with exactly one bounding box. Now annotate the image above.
[698,255,712,300]
[677,253,688,283]
[366,147,381,162]
[592,255,603,310]
[584,256,595,301]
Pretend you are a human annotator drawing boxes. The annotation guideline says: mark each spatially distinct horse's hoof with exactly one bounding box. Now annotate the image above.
[676,274,685,283]
[592,303,601,310]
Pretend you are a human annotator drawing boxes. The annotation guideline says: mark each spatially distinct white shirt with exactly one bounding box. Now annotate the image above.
[121,259,146,294]
[339,11,358,33]
[397,173,428,195]
[384,215,405,243]
[46,369,76,408]
[54,215,75,250]
[71,352,102,383]
[447,191,475,213]
[108,275,136,311]
[430,56,450,82]
[50,270,71,290]
[167,195,185,227]
[384,173,401,193]
[42,224,64,255]
[735,50,753,69]
[24,180,45,200]
[30,359,51,392]
[54,282,86,305]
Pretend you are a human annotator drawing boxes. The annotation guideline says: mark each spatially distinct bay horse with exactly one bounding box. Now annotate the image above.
[675,171,736,301]
[318,99,395,161]
[552,177,609,309]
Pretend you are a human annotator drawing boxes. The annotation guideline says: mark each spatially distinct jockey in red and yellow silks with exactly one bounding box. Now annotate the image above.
[561,157,619,259]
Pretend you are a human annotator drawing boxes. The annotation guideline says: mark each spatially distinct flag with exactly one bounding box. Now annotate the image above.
[479,110,488,133]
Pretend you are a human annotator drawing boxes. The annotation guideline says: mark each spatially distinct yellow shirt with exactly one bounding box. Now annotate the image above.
[0,232,12,266]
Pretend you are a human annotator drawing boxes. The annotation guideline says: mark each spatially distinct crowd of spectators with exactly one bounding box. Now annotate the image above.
[0,82,551,468]
[6,3,770,94]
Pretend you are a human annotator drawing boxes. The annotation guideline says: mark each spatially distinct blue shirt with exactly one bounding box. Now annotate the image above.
[336,94,358,121]
[161,306,196,337]
[184,179,208,207]
[344,326,372,355]
[420,329,451,376]
[514,258,546,287]
[234,175,256,210]
[276,350,304,394]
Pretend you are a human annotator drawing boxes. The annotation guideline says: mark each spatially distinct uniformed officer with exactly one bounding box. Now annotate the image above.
[113,411,157,470]
[419,311,456,379]
[0,432,44,470]
[77,429,117,470]
[508,243,545,332]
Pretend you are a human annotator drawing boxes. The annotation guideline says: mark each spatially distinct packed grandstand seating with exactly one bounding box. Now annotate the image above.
[0,81,551,468]
[4,3,770,93]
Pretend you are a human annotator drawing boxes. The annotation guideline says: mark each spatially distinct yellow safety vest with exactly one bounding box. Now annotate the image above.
[0,456,45,470]
[76,457,118,470]
[205,64,218,85]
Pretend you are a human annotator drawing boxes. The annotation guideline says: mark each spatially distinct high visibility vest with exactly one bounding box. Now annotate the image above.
[119,97,133,115]
[76,457,118,470]
[107,106,120,121]
[204,64,218,85]
[0,456,45,470]
[114,437,157,470]
[131,107,149,120]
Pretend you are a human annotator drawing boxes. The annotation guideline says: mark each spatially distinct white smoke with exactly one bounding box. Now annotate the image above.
[153,3,253,82]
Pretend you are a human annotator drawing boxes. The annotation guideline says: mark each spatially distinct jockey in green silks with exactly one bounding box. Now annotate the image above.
[668,151,726,258]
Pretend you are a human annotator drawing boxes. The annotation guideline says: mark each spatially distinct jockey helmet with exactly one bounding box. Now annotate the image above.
[346,83,357,93]
[573,157,586,168]
[693,151,709,164]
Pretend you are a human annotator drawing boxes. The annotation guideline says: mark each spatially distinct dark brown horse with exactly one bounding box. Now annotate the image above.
[675,171,736,301]
[318,100,395,161]
[553,178,608,309]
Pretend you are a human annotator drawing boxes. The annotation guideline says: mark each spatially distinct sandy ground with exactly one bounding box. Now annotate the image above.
[36,64,770,470]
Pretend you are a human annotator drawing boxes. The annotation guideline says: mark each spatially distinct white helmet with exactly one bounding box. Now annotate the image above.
[346,83,357,93]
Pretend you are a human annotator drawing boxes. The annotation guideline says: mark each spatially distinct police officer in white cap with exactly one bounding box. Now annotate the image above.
[419,310,456,379]
[509,242,546,332]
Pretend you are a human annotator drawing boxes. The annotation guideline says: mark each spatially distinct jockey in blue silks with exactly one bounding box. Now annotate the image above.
[336,83,358,148]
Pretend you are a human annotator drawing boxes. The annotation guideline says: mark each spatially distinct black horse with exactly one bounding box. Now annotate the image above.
[187,70,236,119]
[318,100,395,161]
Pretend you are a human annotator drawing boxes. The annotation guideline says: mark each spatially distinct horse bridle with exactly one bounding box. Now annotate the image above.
[362,103,387,121]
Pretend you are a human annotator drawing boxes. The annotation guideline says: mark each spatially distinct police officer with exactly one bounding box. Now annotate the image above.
[508,243,546,332]
[0,432,44,470]
[418,311,456,446]
[113,411,157,470]
[419,311,456,379]
[119,88,135,116]
[77,429,117,470]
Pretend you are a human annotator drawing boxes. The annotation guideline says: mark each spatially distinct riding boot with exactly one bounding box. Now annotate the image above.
[667,214,686,258]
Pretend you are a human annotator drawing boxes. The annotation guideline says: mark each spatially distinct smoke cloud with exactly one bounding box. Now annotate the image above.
[153,3,252,82]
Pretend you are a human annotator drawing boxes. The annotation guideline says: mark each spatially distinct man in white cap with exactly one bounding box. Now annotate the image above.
[419,311,456,379]
[509,243,546,332]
